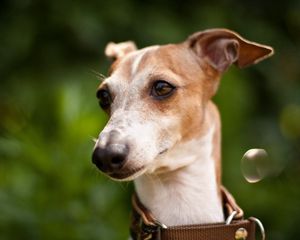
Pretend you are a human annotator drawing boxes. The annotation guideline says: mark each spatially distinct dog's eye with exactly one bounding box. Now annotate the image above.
[97,89,112,110]
[151,80,176,99]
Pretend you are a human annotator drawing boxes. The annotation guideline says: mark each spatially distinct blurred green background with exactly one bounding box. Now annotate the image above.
[0,0,299,239]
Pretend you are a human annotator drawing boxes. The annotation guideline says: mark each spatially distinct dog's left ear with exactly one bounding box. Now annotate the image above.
[105,41,137,60]
[187,29,274,72]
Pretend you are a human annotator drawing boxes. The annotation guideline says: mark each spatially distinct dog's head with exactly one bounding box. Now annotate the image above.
[92,29,273,181]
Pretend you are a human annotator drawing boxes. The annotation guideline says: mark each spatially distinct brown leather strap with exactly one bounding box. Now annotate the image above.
[221,186,244,220]
[130,186,258,240]
[161,220,255,240]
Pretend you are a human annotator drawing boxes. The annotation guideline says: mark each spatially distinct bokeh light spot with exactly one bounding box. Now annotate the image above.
[280,104,300,140]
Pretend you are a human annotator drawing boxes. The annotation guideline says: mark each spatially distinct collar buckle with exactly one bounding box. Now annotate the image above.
[132,193,167,240]
[137,218,163,240]
[225,210,238,225]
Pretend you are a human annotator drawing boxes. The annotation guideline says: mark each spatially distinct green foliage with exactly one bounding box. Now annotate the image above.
[0,0,300,239]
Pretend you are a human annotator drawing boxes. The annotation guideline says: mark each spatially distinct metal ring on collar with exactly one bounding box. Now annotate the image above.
[154,220,168,229]
[249,217,266,240]
[225,210,237,225]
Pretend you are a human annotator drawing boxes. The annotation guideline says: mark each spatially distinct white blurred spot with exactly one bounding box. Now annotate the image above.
[241,148,270,183]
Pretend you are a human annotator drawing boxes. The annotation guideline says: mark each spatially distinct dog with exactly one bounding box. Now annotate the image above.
[92,28,273,232]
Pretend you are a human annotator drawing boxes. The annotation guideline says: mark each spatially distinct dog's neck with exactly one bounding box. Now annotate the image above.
[134,102,224,226]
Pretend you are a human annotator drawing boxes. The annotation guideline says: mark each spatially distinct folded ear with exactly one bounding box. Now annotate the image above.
[187,28,274,72]
[105,41,137,60]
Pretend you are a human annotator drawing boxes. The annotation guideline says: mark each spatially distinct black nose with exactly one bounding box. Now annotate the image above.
[92,144,129,173]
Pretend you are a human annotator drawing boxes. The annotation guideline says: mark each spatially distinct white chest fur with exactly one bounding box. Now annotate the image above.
[134,128,224,226]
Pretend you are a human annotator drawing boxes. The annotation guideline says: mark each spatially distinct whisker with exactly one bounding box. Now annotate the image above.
[118,182,127,192]
[89,135,98,143]
[89,69,107,82]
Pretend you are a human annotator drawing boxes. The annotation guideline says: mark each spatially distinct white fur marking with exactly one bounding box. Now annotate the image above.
[134,126,224,226]
[131,51,146,76]
[131,46,159,76]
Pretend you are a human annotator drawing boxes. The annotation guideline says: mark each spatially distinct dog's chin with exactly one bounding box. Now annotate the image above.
[107,166,146,182]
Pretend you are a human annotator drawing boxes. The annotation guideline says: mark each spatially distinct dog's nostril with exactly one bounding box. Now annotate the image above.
[111,155,125,167]
[97,160,104,168]
[92,144,129,173]
[108,144,129,169]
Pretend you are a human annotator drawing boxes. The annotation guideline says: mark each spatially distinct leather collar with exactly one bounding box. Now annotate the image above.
[130,186,259,240]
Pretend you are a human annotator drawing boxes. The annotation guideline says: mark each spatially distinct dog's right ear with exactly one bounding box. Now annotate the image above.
[105,41,137,60]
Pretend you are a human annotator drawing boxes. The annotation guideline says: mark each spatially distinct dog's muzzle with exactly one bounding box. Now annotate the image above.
[92,143,129,174]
